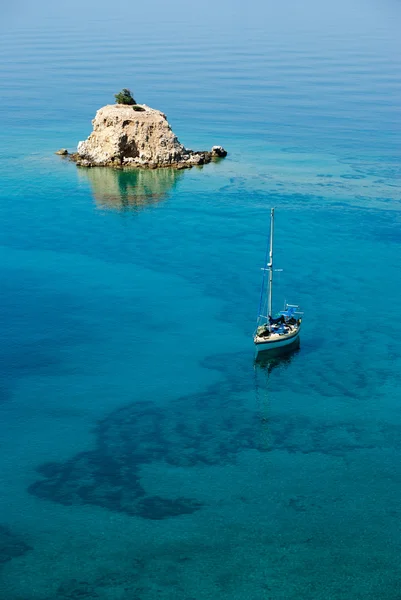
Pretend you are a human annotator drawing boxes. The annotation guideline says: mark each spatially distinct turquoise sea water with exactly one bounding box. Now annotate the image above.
[1,2,401,598]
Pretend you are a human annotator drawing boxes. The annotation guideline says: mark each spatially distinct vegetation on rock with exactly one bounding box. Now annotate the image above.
[114,88,136,105]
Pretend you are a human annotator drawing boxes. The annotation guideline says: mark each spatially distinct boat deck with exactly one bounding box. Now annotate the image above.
[254,324,300,346]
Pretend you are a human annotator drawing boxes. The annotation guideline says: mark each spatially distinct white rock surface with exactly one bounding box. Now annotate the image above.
[73,104,226,169]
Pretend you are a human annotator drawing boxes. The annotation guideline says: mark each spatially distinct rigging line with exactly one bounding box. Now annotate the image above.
[256,231,271,323]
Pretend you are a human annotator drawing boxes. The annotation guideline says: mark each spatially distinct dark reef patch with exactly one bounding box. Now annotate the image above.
[28,392,260,519]
[56,578,99,599]
[28,350,401,519]
[0,524,32,565]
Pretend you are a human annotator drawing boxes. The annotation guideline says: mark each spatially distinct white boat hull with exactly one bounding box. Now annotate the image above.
[254,326,301,354]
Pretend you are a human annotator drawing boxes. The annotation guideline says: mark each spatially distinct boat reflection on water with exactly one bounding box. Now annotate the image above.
[77,166,184,211]
[254,337,300,375]
[253,339,300,450]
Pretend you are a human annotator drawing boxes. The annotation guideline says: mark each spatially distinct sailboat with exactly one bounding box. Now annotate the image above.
[253,208,302,354]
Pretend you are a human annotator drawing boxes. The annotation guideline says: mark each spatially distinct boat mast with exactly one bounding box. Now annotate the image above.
[267,208,274,317]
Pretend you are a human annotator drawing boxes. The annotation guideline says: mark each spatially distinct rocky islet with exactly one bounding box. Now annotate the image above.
[57,103,227,169]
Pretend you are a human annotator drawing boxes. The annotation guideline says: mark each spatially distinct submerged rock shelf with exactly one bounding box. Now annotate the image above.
[59,104,227,170]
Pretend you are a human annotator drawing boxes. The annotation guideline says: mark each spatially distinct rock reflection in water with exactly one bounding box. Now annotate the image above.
[78,167,184,210]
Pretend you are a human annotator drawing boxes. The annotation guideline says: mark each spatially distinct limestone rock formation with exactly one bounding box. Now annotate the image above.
[69,104,227,169]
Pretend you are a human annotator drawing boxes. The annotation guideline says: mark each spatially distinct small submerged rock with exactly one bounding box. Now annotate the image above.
[56,578,99,599]
[55,148,69,156]
[61,103,227,170]
[0,524,32,564]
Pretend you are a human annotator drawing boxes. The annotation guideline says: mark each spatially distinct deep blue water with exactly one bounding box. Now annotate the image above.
[1,1,401,598]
